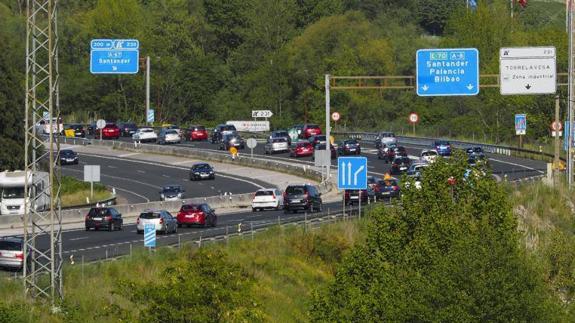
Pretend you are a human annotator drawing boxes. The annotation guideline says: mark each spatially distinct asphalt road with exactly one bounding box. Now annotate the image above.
[61,153,269,204]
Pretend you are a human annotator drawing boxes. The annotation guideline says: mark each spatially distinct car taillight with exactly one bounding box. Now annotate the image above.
[15,252,24,260]
[137,218,140,224]
[105,216,112,221]
[393,186,399,191]
[344,191,349,198]
[283,192,287,200]
[85,215,90,221]
[304,192,309,199]
[272,192,276,200]
[159,218,164,224]
[393,163,398,167]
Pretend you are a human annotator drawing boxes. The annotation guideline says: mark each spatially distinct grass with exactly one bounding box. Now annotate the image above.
[0,220,368,322]
[60,176,112,207]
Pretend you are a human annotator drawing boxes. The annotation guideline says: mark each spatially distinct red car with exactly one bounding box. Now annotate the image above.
[187,125,208,141]
[290,142,314,158]
[301,124,322,139]
[176,203,217,227]
[96,123,120,139]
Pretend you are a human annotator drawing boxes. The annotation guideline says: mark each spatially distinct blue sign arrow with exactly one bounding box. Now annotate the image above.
[90,39,139,74]
[337,157,368,190]
[147,109,155,123]
[416,48,479,96]
[144,223,156,248]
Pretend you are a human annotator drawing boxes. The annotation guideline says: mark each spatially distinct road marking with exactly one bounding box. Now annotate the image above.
[171,160,195,165]
[113,186,150,203]
[489,157,545,174]
[68,237,88,241]
[108,165,117,169]
[162,174,170,178]
[137,170,146,174]
[119,153,141,158]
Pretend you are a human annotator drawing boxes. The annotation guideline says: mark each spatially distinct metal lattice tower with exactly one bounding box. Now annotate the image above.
[23,0,62,302]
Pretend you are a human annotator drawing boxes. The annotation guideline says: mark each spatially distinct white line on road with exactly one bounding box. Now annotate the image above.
[137,170,146,174]
[489,158,544,174]
[68,237,88,241]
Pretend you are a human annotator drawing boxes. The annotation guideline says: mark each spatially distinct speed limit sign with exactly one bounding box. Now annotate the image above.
[551,121,562,131]
[331,112,341,122]
[408,112,419,124]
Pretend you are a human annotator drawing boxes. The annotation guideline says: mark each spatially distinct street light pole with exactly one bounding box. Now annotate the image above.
[569,0,574,188]
[146,55,150,125]
[325,74,331,180]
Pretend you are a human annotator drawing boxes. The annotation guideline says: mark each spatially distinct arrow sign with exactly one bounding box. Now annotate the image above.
[338,157,368,190]
[467,84,474,90]
[252,110,273,118]
[525,84,531,90]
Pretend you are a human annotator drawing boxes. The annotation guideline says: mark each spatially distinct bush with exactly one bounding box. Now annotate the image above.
[310,153,562,321]
[117,248,264,322]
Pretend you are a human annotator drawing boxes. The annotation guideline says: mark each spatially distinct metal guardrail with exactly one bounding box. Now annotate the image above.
[333,131,557,163]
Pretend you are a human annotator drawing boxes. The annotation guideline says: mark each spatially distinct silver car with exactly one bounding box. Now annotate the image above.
[375,132,397,149]
[136,210,178,234]
[264,138,289,154]
[0,237,25,270]
[158,129,181,145]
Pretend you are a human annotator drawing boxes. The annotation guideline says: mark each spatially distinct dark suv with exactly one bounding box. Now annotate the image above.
[283,184,322,213]
[85,207,123,231]
[118,122,138,137]
[211,124,237,144]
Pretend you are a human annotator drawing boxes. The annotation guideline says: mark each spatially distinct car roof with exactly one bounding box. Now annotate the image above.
[192,162,211,167]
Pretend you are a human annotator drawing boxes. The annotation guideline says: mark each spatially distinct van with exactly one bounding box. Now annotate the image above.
[0,171,49,216]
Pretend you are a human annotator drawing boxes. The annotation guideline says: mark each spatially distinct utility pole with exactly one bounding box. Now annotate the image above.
[325,74,331,180]
[146,56,150,125]
[24,0,63,304]
[568,0,574,188]
[554,96,561,181]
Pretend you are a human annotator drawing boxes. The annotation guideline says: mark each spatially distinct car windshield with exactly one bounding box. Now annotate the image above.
[286,186,305,195]
[123,123,136,128]
[88,208,109,217]
[255,190,274,196]
[60,150,75,156]
[436,141,450,146]
[193,164,211,171]
[0,241,21,251]
[223,125,236,131]
[1,187,25,199]
[165,130,178,135]
[273,131,288,137]
[345,140,358,145]
[181,205,200,211]
[194,126,205,131]
[140,129,154,133]
[381,132,395,137]
[139,212,161,219]
[306,125,319,129]
[69,124,82,130]
[162,186,181,192]
[474,147,483,153]
[272,138,286,143]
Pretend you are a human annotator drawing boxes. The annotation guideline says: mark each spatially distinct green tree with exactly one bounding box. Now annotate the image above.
[310,154,561,321]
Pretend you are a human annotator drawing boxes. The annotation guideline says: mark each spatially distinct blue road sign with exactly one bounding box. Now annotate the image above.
[147,109,155,123]
[90,39,139,74]
[416,48,479,96]
[144,223,156,248]
[515,114,527,135]
[338,157,368,190]
[564,121,574,151]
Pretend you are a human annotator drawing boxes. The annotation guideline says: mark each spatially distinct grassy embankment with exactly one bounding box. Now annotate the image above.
[60,176,112,207]
[1,180,575,321]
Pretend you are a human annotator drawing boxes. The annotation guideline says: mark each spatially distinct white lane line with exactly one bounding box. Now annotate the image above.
[108,165,117,169]
[113,186,150,203]
[137,170,146,174]
[63,168,160,191]
[68,237,88,241]
[489,157,545,174]
[118,153,141,158]
[79,152,265,190]
[162,174,170,178]
[171,160,194,165]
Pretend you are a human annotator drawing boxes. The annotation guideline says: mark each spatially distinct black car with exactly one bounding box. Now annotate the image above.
[283,184,322,213]
[211,124,237,144]
[118,122,138,137]
[466,146,485,157]
[189,163,215,181]
[62,124,86,138]
[337,139,361,156]
[219,134,245,150]
[160,185,185,201]
[58,149,79,165]
[85,207,123,231]
[270,130,291,146]
[87,122,98,135]
[308,135,327,146]
[376,177,401,199]
[344,187,375,205]
[391,156,412,175]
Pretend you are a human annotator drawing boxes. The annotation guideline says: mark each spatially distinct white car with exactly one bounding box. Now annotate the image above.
[136,210,178,234]
[158,129,181,144]
[132,128,158,143]
[420,149,438,163]
[264,138,289,154]
[375,132,397,148]
[252,188,284,211]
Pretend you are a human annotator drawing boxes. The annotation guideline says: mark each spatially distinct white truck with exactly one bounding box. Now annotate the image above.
[0,171,49,216]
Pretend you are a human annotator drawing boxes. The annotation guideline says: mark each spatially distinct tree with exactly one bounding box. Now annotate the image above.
[310,153,561,321]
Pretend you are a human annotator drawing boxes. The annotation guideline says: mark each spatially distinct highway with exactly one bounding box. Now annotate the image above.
[61,153,269,204]
[1,132,547,267]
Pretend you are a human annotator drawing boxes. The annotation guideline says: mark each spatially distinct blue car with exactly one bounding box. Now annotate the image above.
[433,140,452,156]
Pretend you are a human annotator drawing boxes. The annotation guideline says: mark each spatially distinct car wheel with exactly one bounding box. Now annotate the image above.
[178,223,182,228]
[212,217,217,227]
[252,208,257,212]
[284,208,289,214]
[137,229,143,234]
[119,223,123,231]
[85,227,90,231]
[173,225,178,234]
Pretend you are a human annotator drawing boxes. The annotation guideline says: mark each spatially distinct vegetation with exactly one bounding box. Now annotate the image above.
[0,0,569,170]
[60,176,111,207]
[1,155,575,321]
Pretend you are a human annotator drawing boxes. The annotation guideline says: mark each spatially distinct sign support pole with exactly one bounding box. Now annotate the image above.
[325,74,331,180]
[519,134,523,149]
[90,181,94,199]
[555,96,561,179]
[569,0,574,188]
[413,123,416,136]
[146,56,151,126]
